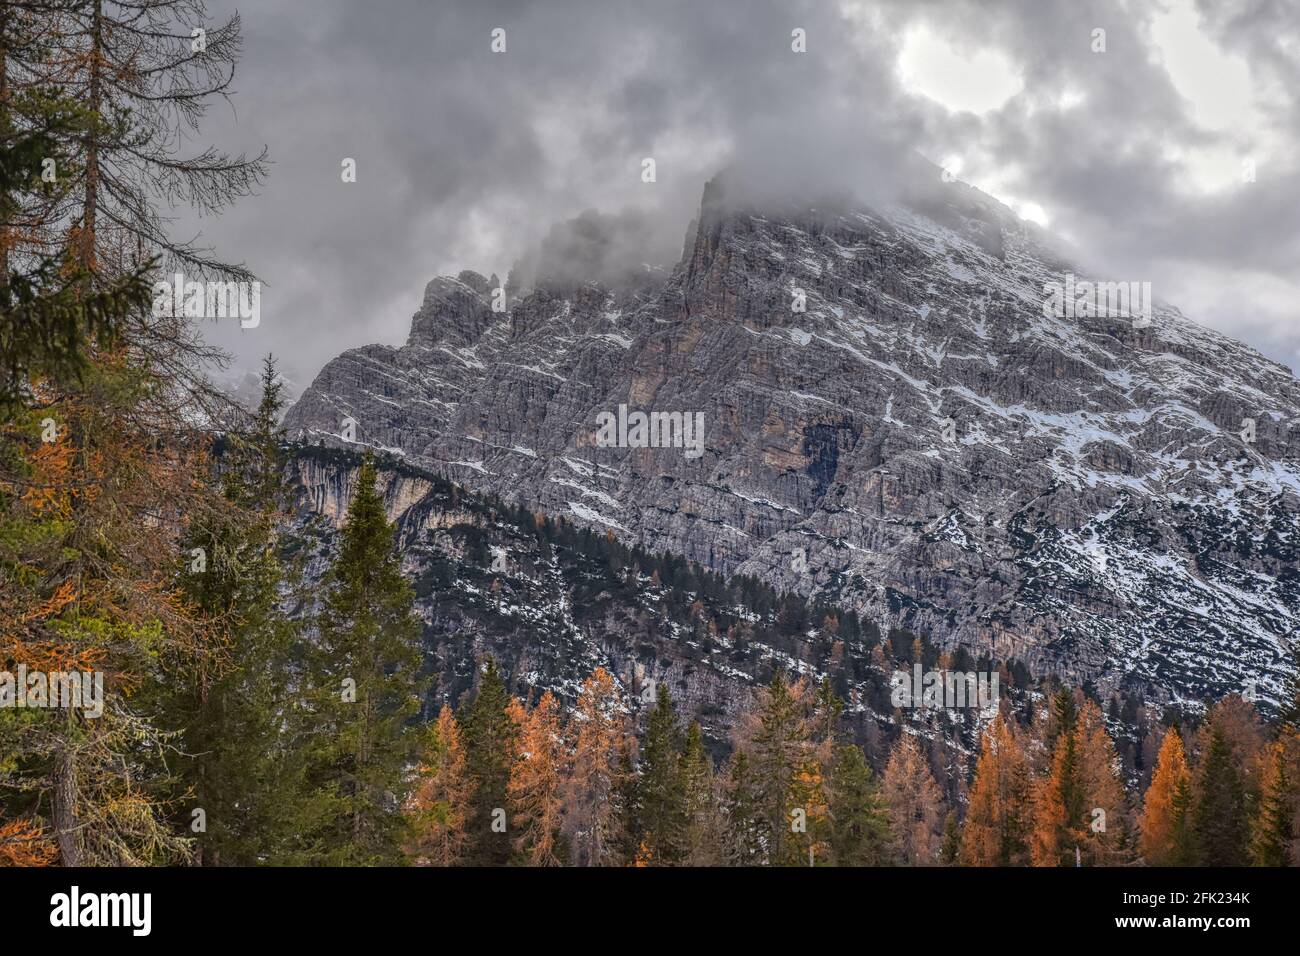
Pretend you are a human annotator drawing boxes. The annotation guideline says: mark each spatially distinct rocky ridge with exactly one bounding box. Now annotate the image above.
[284,171,1300,711]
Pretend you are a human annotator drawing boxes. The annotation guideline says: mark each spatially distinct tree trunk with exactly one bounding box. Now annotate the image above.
[53,729,83,866]
[1,8,11,283]
[81,0,102,272]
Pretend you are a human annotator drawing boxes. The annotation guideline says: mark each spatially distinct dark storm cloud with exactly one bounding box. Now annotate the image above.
[875,0,1300,366]
[182,0,1299,386]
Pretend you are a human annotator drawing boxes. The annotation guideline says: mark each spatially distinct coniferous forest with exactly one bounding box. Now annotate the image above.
[1,1,1298,882]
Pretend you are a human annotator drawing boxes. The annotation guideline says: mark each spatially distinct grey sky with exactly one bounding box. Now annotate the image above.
[184,0,1300,387]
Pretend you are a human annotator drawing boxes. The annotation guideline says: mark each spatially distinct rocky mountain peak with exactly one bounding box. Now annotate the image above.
[285,172,1300,711]
[407,272,497,350]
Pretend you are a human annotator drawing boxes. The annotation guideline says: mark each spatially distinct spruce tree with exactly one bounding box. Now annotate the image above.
[634,682,686,864]
[940,810,961,864]
[748,670,813,864]
[679,721,724,866]
[1169,776,1198,866]
[609,738,642,866]
[299,455,426,865]
[166,356,301,865]
[1250,738,1295,866]
[827,743,892,866]
[724,750,766,866]
[1193,725,1249,866]
[1049,687,1078,746]
[460,657,517,865]
[812,676,843,749]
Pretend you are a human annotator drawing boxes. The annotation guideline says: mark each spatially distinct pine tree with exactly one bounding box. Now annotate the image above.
[679,721,725,866]
[460,657,517,865]
[299,455,426,864]
[2,0,269,867]
[507,691,566,866]
[1194,724,1250,866]
[1169,775,1198,866]
[940,810,961,864]
[608,736,641,866]
[741,670,814,865]
[827,743,891,866]
[37,0,267,279]
[406,705,471,866]
[1140,726,1192,864]
[785,753,830,866]
[960,714,1031,866]
[1250,737,1295,866]
[164,356,301,865]
[563,667,625,866]
[633,682,686,864]
[723,750,766,866]
[883,732,944,865]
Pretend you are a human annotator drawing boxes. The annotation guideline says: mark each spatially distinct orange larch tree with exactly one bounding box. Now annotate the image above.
[562,667,625,867]
[883,732,945,865]
[407,705,472,866]
[1074,700,1129,865]
[1139,726,1192,865]
[507,692,566,866]
[0,817,58,866]
[960,713,1032,866]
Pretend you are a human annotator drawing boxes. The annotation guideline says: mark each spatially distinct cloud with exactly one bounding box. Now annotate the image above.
[179,0,1299,383]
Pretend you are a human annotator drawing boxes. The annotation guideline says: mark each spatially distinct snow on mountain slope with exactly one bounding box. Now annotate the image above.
[285,171,1300,711]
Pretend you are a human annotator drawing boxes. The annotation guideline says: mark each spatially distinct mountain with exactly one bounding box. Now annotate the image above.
[282,441,1192,799]
[280,443,1056,788]
[283,168,1300,712]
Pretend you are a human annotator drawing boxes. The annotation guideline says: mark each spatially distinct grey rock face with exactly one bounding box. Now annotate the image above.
[281,450,979,763]
[285,174,1300,709]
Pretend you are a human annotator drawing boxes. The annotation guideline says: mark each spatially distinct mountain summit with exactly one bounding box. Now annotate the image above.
[285,173,1300,710]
